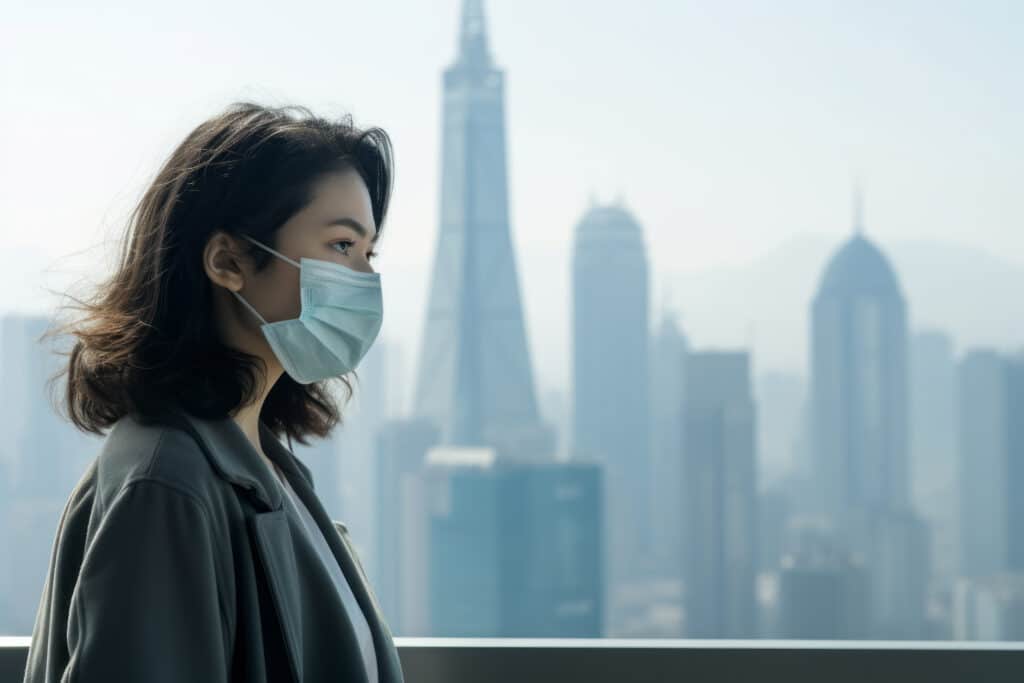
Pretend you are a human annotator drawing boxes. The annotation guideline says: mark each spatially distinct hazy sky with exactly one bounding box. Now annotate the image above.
[2,0,1021,395]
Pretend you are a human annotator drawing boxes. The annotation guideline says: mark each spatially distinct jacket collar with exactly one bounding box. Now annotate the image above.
[167,407,402,681]
[166,407,306,512]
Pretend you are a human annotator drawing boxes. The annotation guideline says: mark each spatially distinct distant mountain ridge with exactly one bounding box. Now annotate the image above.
[5,234,1023,389]
[665,233,1024,374]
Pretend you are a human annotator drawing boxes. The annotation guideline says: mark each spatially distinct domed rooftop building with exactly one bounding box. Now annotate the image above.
[573,202,644,244]
[817,232,904,298]
[808,204,910,526]
[571,197,652,590]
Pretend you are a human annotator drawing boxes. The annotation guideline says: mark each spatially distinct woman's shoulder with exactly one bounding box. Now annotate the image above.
[94,412,227,514]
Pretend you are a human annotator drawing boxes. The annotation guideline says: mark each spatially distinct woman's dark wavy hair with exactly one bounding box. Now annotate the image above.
[47,102,393,444]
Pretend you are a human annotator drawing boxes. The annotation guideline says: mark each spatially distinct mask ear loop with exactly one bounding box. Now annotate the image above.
[232,290,269,325]
[242,234,301,269]
[231,234,303,325]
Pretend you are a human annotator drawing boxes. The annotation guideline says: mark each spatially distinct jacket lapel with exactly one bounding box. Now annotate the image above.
[171,409,402,682]
[332,520,390,633]
[248,510,305,683]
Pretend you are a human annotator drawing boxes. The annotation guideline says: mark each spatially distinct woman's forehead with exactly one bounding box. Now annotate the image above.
[282,171,376,237]
[304,171,375,229]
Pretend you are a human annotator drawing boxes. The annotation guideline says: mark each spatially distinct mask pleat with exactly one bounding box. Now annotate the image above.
[263,320,347,384]
[256,256,383,383]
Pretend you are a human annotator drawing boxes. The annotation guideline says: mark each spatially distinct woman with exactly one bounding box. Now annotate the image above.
[22,102,404,683]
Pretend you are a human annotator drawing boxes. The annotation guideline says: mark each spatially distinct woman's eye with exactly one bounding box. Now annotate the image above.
[333,241,378,261]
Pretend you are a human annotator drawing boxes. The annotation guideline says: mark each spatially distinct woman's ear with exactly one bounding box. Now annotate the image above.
[202,231,248,292]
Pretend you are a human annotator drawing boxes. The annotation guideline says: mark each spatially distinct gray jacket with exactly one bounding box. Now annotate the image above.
[22,407,404,683]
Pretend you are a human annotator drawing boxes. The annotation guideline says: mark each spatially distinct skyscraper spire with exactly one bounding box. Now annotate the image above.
[415,0,550,459]
[853,179,865,236]
[458,0,491,66]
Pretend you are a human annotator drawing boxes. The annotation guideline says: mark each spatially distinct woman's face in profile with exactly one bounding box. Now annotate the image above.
[244,167,378,325]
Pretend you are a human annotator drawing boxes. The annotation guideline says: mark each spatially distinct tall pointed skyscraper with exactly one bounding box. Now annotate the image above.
[413,0,553,460]
[808,195,928,637]
[392,1,595,640]
[810,195,909,519]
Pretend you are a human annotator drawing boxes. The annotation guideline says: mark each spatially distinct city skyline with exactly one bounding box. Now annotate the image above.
[2,0,1023,644]
[3,0,1024,393]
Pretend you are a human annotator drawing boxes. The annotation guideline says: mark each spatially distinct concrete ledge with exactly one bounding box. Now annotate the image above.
[3,636,1022,682]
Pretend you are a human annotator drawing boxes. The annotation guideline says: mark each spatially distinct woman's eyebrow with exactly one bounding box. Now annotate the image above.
[326,216,379,243]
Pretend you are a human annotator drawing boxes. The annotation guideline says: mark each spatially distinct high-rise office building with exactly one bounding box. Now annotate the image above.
[411,0,554,462]
[911,330,957,505]
[863,507,930,638]
[808,206,929,637]
[394,1,598,638]
[682,351,758,638]
[424,447,603,637]
[649,310,688,583]
[2,315,95,496]
[910,330,957,582]
[756,371,806,487]
[373,417,440,634]
[571,201,653,613]
[778,524,870,639]
[0,314,99,633]
[810,228,909,520]
[953,574,1024,641]
[957,350,1024,579]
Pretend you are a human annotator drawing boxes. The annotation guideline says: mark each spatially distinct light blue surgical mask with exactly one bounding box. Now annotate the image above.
[231,235,383,384]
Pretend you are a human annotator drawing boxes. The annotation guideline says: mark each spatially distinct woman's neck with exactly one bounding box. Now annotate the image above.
[231,366,284,466]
